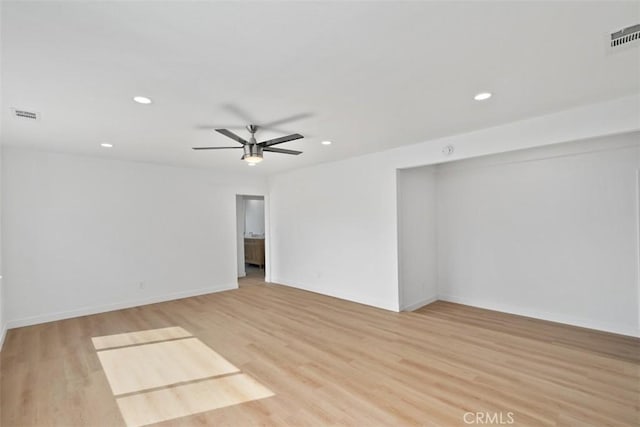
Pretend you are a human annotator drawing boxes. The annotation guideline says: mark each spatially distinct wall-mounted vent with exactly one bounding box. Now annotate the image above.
[611,24,640,48]
[11,108,41,121]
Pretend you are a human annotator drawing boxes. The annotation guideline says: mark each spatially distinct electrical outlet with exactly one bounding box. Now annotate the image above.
[139,281,145,290]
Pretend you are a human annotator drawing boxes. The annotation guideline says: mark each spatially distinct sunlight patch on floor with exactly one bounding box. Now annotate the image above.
[116,374,274,427]
[96,338,240,395]
[92,326,192,350]
[93,327,274,427]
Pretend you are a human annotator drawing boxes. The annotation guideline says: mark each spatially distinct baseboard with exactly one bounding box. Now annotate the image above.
[401,296,438,312]
[439,294,640,338]
[6,283,238,330]
[272,276,398,312]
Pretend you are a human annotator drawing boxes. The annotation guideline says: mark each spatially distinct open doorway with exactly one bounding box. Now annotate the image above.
[236,195,266,284]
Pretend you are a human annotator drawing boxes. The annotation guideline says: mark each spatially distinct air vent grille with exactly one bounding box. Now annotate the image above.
[611,24,640,48]
[12,108,40,120]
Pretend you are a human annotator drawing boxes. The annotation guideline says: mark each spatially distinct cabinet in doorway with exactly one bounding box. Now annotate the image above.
[244,238,265,269]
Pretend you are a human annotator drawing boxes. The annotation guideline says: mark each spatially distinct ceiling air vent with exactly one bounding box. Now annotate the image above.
[12,108,40,121]
[611,24,640,48]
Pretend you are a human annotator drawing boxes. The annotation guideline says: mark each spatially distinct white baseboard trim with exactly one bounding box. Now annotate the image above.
[439,294,640,338]
[401,296,438,312]
[0,324,7,352]
[6,283,238,330]
[272,276,398,312]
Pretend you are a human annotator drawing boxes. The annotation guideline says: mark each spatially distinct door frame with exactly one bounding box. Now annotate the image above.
[235,193,270,283]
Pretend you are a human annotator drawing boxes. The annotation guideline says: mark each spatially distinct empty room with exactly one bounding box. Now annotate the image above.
[1,1,639,426]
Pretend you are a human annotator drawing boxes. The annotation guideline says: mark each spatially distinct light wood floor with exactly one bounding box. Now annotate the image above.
[1,278,639,426]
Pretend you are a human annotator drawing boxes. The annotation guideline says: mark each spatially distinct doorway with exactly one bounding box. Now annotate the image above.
[236,195,266,283]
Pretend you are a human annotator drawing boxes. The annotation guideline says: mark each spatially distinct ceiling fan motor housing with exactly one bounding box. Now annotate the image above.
[243,143,263,160]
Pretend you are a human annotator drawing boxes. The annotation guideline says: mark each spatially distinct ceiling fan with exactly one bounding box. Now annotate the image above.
[193,125,303,164]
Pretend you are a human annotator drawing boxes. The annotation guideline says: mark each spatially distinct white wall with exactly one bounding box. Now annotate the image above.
[269,95,640,335]
[2,148,266,328]
[0,0,5,350]
[269,155,400,310]
[397,166,438,310]
[244,198,265,236]
[0,142,4,350]
[436,134,640,336]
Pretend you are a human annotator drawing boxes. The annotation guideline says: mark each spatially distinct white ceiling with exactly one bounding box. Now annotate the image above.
[2,1,639,175]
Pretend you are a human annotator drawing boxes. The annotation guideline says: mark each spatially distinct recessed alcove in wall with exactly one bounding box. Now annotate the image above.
[397,131,640,336]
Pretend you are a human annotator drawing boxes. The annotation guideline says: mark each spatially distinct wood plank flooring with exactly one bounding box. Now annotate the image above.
[1,278,638,426]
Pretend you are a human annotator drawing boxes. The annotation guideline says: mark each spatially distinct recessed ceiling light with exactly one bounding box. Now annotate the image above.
[133,96,152,104]
[100,143,113,148]
[321,140,332,145]
[474,92,492,101]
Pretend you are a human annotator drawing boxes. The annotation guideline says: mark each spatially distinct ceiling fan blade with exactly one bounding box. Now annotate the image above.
[263,147,302,155]
[215,129,248,145]
[261,113,312,129]
[259,133,304,147]
[195,124,246,131]
[192,146,243,150]
[222,104,258,125]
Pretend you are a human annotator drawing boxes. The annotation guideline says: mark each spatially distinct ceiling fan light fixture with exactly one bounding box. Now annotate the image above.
[242,141,264,164]
[243,154,263,164]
